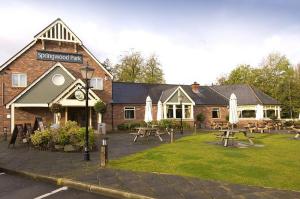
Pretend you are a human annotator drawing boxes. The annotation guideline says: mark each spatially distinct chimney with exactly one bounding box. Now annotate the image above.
[191,82,200,93]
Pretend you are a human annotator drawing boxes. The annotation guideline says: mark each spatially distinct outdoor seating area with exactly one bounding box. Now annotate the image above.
[215,129,254,147]
[210,121,230,130]
[130,126,164,142]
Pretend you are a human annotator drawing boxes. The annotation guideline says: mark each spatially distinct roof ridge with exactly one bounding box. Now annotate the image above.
[248,85,263,104]
[112,81,182,86]
[112,81,213,87]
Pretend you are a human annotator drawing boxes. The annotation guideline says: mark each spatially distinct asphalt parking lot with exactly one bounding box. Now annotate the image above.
[0,172,114,199]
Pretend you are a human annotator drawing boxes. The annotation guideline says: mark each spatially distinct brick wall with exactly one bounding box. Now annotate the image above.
[112,104,158,130]
[14,107,53,127]
[194,105,228,128]
[0,40,112,132]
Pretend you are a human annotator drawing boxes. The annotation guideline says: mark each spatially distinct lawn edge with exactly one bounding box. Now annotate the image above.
[108,167,300,194]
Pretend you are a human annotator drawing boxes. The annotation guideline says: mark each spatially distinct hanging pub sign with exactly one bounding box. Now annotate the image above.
[37,50,83,63]
[74,89,85,101]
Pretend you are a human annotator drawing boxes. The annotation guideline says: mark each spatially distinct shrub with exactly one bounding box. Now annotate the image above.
[117,121,146,131]
[31,121,95,151]
[159,119,174,129]
[76,128,95,148]
[196,113,205,123]
[158,119,191,129]
[94,101,107,114]
[52,129,70,145]
[30,129,52,148]
[49,103,63,113]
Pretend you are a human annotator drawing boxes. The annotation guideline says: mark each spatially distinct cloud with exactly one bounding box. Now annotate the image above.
[1,1,300,85]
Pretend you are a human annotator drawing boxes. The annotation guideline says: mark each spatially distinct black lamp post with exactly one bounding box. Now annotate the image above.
[80,65,95,161]
[178,92,183,135]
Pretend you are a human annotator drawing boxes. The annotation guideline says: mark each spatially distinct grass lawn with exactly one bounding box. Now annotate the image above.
[109,132,300,191]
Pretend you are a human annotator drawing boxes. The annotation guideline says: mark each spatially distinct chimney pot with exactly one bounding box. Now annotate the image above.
[191,82,200,93]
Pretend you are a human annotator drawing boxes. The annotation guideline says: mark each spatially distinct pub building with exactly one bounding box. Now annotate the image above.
[0,18,281,133]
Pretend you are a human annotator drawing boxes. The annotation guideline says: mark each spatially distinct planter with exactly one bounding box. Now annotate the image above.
[64,144,76,152]
[54,144,64,151]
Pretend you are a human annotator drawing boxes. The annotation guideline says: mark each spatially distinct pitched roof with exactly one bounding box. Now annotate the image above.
[211,84,280,105]
[112,82,228,105]
[113,82,279,106]
[0,18,113,78]
[251,86,279,105]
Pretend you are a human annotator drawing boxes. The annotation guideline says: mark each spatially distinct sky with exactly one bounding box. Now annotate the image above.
[1,0,300,85]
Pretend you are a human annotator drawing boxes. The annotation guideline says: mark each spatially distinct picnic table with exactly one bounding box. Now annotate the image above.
[216,129,254,147]
[130,127,163,142]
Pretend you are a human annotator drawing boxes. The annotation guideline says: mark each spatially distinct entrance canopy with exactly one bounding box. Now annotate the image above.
[50,79,100,107]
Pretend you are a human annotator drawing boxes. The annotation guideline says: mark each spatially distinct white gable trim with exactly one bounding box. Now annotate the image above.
[163,86,195,105]
[13,103,49,107]
[81,45,113,79]
[35,18,82,44]
[50,79,101,107]
[6,62,76,109]
[0,40,36,72]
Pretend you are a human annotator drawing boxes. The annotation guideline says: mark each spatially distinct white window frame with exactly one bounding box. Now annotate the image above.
[212,107,221,119]
[124,106,135,120]
[90,77,103,90]
[164,103,193,120]
[12,73,27,87]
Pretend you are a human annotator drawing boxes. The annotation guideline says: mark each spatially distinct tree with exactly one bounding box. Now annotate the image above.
[102,58,113,73]
[218,52,300,118]
[113,51,143,82]
[143,54,165,83]
[113,50,165,83]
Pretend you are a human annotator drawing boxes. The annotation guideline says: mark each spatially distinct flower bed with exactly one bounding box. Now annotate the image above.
[30,121,95,152]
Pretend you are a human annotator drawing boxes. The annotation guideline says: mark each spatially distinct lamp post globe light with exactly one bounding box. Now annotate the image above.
[178,92,183,135]
[80,64,95,161]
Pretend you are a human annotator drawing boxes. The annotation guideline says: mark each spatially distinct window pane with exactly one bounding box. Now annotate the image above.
[241,110,255,118]
[124,107,135,119]
[185,105,191,118]
[98,78,103,90]
[176,105,182,118]
[266,110,275,118]
[20,74,27,86]
[12,74,18,86]
[90,78,103,90]
[212,108,220,118]
[167,105,173,118]
[89,79,96,88]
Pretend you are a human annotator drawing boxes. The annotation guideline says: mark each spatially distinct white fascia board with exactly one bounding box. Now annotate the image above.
[13,103,48,107]
[164,86,195,105]
[50,79,100,106]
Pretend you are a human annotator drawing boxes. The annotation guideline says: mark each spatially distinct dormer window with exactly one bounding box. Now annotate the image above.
[12,73,27,87]
[90,77,103,90]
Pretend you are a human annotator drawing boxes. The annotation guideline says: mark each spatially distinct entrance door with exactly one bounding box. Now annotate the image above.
[68,107,86,127]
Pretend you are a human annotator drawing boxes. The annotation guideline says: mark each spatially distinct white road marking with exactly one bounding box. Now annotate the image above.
[34,186,68,199]
[0,172,5,175]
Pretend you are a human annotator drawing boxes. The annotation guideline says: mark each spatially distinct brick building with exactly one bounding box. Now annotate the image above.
[0,19,281,133]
